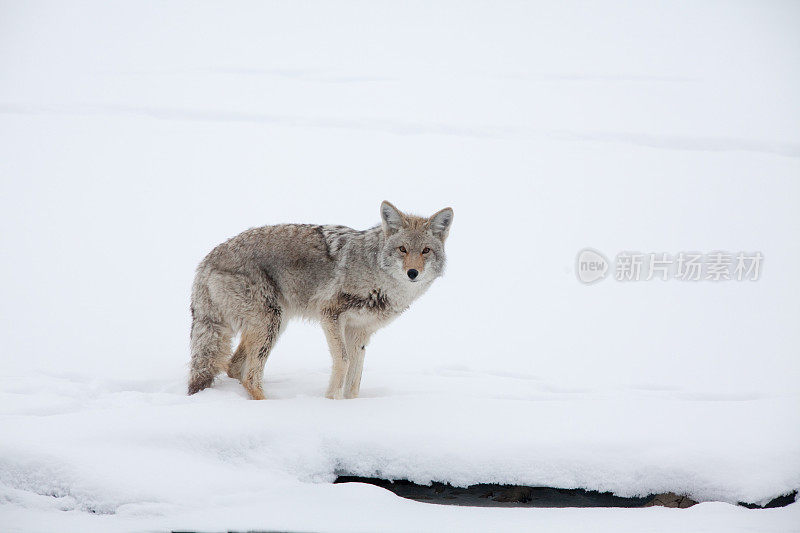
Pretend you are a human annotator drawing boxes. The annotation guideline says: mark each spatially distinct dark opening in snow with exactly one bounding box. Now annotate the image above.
[334,476,797,509]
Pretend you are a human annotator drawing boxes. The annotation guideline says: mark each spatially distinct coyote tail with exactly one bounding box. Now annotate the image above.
[187,304,230,395]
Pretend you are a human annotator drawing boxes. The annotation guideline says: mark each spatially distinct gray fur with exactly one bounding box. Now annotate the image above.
[188,201,454,399]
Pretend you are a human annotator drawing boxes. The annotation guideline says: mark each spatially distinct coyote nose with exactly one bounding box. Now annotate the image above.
[407,269,419,280]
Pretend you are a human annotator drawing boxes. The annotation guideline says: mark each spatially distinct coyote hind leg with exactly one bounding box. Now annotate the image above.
[236,307,282,400]
[227,336,247,381]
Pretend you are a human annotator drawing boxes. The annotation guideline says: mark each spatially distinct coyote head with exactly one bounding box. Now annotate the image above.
[378,200,453,284]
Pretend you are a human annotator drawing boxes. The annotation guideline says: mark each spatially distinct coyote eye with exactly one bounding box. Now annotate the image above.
[422,247,431,254]
[399,246,407,253]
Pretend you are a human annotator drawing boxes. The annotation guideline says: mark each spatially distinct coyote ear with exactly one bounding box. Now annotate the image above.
[380,201,405,235]
[428,207,454,241]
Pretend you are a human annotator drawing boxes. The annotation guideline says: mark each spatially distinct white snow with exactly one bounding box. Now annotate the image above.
[1,1,800,531]
[1,371,799,532]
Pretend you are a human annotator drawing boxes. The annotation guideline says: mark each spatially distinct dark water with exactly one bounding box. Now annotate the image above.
[334,476,797,509]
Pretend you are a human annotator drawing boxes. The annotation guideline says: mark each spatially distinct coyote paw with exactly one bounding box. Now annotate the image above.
[242,382,266,400]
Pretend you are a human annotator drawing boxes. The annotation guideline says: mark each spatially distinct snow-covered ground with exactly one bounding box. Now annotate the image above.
[2,373,799,532]
[1,1,799,531]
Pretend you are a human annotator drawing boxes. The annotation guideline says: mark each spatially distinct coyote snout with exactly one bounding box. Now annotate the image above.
[402,250,425,281]
[188,200,453,400]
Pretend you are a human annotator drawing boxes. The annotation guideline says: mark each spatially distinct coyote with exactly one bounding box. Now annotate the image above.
[188,201,454,400]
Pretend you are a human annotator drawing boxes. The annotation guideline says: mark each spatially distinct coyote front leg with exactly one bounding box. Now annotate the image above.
[343,327,370,399]
[322,315,349,399]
